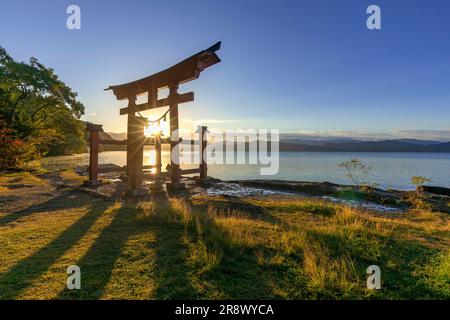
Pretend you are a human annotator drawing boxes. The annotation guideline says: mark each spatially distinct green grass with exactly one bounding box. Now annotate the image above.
[0,171,448,299]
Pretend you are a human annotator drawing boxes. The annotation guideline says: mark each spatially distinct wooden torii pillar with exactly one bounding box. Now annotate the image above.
[106,42,221,191]
[199,126,208,180]
[126,100,148,191]
[84,123,103,187]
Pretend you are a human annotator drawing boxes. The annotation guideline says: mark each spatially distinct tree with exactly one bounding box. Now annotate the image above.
[0,47,86,167]
[0,118,39,168]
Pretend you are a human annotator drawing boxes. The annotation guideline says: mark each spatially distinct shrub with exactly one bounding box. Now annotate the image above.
[404,176,433,211]
[0,119,40,169]
[338,158,378,192]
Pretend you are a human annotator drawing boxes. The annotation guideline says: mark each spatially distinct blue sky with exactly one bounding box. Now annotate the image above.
[1,0,449,139]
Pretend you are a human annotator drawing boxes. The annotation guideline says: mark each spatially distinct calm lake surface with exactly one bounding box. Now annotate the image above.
[42,151,450,190]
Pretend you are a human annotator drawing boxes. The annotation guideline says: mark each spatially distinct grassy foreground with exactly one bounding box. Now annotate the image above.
[0,171,448,299]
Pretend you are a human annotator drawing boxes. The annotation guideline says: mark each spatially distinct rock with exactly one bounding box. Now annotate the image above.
[420,185,450,197]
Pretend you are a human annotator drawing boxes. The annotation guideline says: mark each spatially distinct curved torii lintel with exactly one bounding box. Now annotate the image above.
[106,41,221,101]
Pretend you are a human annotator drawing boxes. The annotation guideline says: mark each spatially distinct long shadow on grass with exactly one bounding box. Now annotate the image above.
[0,190,89,226]
[151,193,200,299]
[195,195,283,225]
[148,190,278,299]
[57,203,138,299]
[185,197,278,299]
[307,229,445,299]
[0,198,110,299]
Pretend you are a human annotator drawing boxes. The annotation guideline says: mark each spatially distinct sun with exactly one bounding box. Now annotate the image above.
[144,119,169,137]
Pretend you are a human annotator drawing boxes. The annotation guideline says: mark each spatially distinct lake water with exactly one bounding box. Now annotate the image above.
[42,150,450,190]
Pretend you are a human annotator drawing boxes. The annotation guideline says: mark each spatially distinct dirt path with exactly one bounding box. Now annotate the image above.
[0,170,86,215]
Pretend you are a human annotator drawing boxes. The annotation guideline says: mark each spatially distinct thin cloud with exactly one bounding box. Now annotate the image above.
[182,118,238,125]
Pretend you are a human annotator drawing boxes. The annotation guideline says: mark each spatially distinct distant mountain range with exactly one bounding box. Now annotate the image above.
[102,131,450,152]
[85,131,126,151]
[106,132,127,141]
[277,140,450,152]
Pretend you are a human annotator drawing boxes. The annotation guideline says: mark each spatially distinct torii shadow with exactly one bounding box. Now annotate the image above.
[56,190,199,299]
[0,196,110,299]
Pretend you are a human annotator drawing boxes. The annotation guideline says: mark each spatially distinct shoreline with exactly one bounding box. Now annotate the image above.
[67,164,450,214]
[4,163,450,214]
[39,152,450,191]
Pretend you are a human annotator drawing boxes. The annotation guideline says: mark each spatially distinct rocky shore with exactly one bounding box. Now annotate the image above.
[73,164,450,214]
[230,179,450,213]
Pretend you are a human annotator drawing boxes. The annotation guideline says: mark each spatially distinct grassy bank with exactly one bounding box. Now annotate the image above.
[0,171,448,299]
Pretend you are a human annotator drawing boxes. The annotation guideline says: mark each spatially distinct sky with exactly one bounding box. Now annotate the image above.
[1,0,449,140]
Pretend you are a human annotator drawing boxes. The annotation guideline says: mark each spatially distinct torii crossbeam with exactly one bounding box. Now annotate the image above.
[106,42,221,191]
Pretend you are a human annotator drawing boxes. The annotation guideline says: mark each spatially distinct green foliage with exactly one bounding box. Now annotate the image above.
[0,47,86,168]
[419,251,450,298]
[411,176,432,188]
[406,176,433,211]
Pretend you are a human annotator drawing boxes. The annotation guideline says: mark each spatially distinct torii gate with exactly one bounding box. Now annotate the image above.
[106,42,221,191]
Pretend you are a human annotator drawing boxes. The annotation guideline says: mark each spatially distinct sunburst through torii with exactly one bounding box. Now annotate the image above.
[105,42,222,191]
